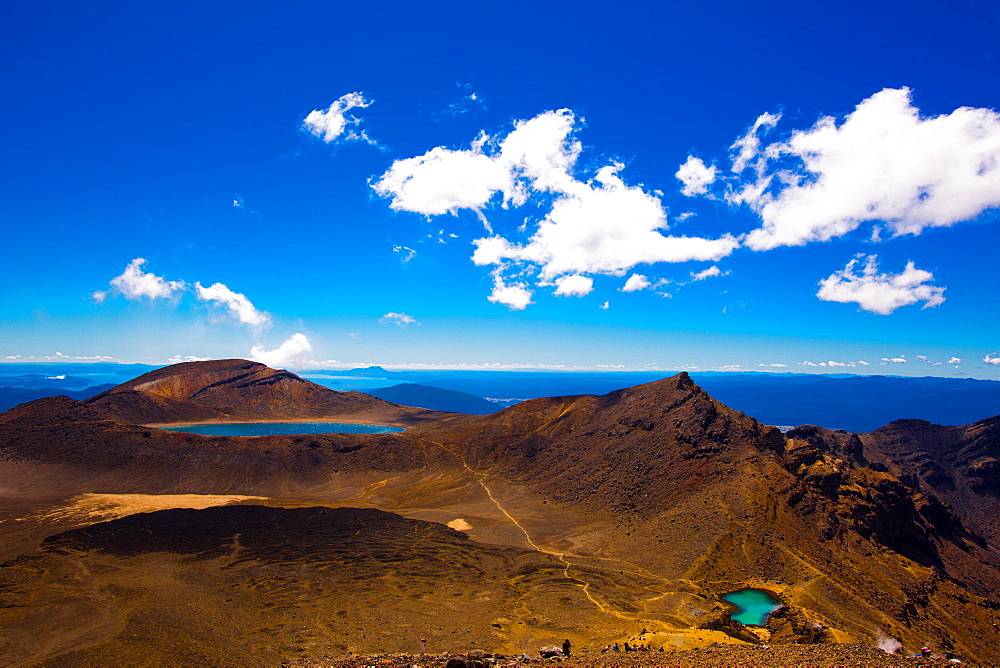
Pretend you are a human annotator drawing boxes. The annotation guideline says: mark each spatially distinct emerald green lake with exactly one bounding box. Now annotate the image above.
[160,422,404,436]
[721,588,783,626]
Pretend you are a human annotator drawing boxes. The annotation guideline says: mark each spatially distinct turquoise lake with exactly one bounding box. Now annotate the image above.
[160,422,404,436]
[721,588,783,626]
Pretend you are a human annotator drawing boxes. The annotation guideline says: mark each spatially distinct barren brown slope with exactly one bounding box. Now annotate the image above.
[84,359,444,425]
[410,374,1000,662]
[3,372,1000,663]
[859,415,1000,546]
[0,506,580,665]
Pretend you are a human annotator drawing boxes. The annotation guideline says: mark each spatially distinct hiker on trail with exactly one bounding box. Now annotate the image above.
[624,641,632,652]
[562,639,571,657]
[612,642,620,652]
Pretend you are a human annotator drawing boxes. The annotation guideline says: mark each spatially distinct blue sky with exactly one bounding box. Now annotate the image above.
[2,0,998,378]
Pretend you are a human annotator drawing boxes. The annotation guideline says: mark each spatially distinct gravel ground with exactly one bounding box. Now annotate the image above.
[289,643,973,667]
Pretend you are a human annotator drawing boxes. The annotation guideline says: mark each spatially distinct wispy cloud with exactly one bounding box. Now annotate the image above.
[379,312,420,327]
[302,92,376,145]
[194,282,270,327]
[168,355,212,363]
[441,82,486,117]
[817,254,945,314]
[985,353,1000,366]
[393,245,417,262]
[690,265,728,281]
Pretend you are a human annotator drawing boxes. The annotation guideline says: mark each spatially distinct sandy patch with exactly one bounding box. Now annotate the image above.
[447,518,472,531]
[26,493,266,524]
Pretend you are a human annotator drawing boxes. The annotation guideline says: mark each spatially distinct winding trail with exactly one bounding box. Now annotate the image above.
[416,437,671,623]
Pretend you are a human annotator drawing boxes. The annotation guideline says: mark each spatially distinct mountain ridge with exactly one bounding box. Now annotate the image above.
[1,360,999,663]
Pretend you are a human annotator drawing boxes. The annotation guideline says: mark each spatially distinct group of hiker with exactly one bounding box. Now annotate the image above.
[601,641,662,653]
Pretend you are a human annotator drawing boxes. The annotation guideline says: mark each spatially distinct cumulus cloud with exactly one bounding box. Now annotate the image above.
[553,274,593,297]
[374,109,738,307]
[379,312,420,327]
[250,333,312,369]
[948,356,962,364]
[817,254,945,314]
[95,258,186,302]
[723,88,1000,250]
[676,155,717,196]
[599,301,609,310]
[194,282,270,327]
[985,353,1000,366]
[487,273,533,310]
[622,273,651,292]
[302,92,375,144]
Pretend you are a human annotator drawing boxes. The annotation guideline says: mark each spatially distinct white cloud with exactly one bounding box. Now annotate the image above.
[168,355,212,363]
[817,254,945,314]
[302,92,375,144]
[373,138,511,222]
[100,258,186,301]
[194,282,270,327]
[730,112,782,174]
[480,163,739,280]
[948,356,962,364]
[443,83,486,116]
[621,274,651,292]
[553,274,593,297]
[622,273,650,292]
[676,155,717,196]
[250,333,312,369]
[375,109,738,306]
[728,88,1000,250]
[881,357,908,364]
[487,274,533,310]
[379,312,420,327]
[690,265,727,281]
[393,245,417,262]
[599,301,609,310]
[985,353,1000,366]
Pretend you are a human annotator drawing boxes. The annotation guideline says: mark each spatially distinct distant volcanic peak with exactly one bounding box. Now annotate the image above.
[95,359,273,402]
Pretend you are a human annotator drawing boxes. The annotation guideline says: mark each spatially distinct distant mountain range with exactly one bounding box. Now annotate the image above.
[3,361,999,431]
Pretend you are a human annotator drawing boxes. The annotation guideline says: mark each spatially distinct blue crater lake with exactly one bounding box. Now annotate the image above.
[721,588,783,626]
[159,422,404,436]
